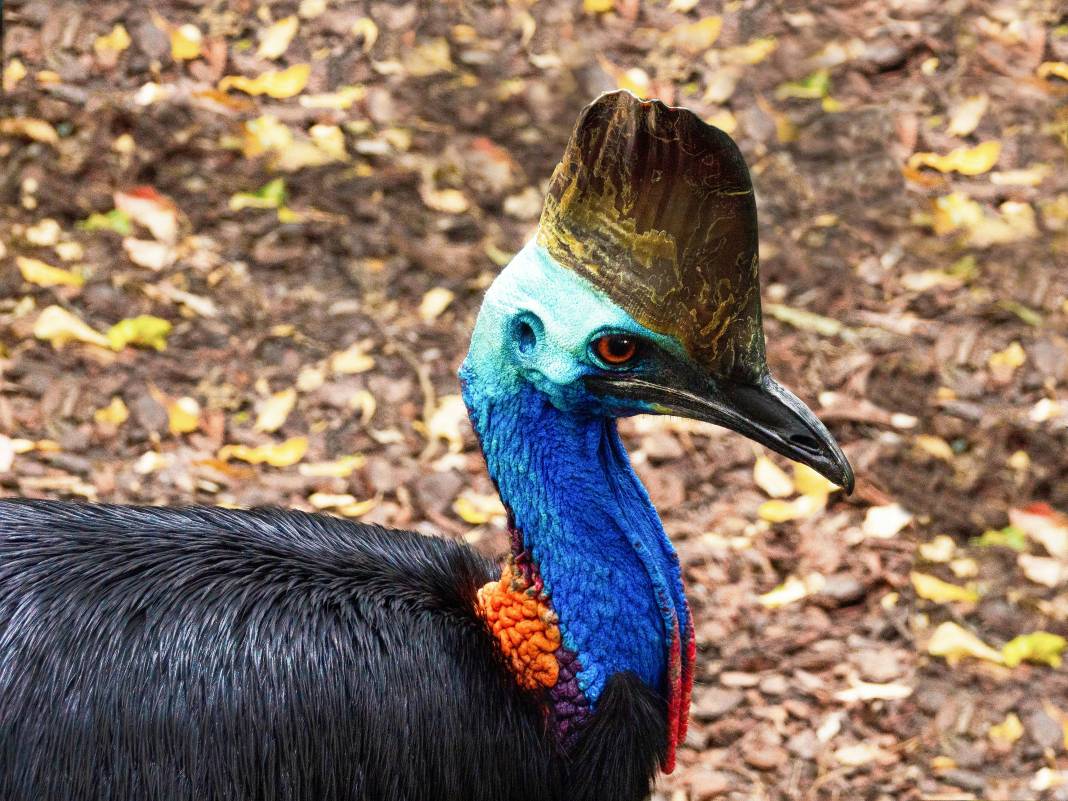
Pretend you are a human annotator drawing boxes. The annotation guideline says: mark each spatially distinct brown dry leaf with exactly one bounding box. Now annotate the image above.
[219,64,311,99]
[753,456,794,498]
[256,16,299,60]
[17,256,83,288]
[94,397,129,426]
[927,621,1004,665]
[418,287,455,322]
[33,305,110,349]
[402,38,453,77]
[946,94,989,137]
[908,141,1001,176]
[0,118,59,145]
[298,454,366,478]
[218,437,308,468]
[255,388,297,433]
[910,571,979,604]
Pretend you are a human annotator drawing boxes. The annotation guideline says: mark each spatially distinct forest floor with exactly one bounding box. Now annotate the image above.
[2,0,1068,799]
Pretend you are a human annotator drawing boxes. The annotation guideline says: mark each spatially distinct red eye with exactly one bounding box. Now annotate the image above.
[595,335,638,365]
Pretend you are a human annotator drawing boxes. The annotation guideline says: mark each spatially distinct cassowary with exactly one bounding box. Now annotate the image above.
[0,90,853,801]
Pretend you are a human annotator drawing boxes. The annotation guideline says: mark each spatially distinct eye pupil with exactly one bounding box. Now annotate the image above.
[596,335,637,365]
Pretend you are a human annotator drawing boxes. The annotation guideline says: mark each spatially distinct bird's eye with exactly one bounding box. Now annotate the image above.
[594,335,638,366]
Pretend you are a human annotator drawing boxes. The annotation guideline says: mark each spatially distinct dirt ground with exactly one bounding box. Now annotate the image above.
[2,1,1068,799]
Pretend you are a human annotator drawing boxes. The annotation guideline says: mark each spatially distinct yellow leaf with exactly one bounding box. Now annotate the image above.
[350,18,379,52]
[425,394,468,453]
[337,497,379,517]
[758,573,824,608]
[24,218,61,246]
[255,388,297,433]
[167,396,200,435]
[3,58,27,92]
[1002,632,1067,668]
[94,24,132,56]
[757,493,826,522]
[753,456,794,498]
[420,185,469,214]
[927,621,1004,664]
[907,141,1001,176]
[721,37,778,65]
[988,713,1024,745]
[308,492,358,510]
[256,15,299,60]
[240,115,293,158]
[793,462,839,497]
[668,17,722,53]
[299,85,366,110]
[107,315,172,351]
[453,490,506,525]
[402,38,453,77]
[914,434,955,461]
[910,571,979,604]
[863,503,912,538]
[330,342,375,374]
[946,94,988,137]
[171,23,203,61]
[219,64,311,99]
[298,454,366,478]
[218,437,308,468]
[33,305,110,349]
[1038,61,1068,81]
[931,192,985,235]
[0,117,59,145]
[94,396,129,426]
[918,534,956,563]
[583,0,614,12]
[988,341,1026,371]
[418,287,455,322]
[16,256,83,288]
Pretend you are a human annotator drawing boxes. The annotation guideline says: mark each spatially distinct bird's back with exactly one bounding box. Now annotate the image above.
[0,500,567,800]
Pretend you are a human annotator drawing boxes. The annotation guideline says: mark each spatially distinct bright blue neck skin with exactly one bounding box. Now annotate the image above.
[460,241,690,704]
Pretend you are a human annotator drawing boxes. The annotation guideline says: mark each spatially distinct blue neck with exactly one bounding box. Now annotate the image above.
[461,375,690,704]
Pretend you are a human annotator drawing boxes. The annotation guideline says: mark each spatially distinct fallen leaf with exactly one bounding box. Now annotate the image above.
[16,256,83,288]
[834,681,913,702]
[330,342,375,374]
[775,69,830,100]
[758,494,826,522]
[308,492,358,510]
[1038,61,1068,81]
[402,38,453,77]
[256,15,299,60]
[93,24,132,57]
[3,58,27,92]
[33,305,110,349]
[107,315,172,351]
[229,177,288,211]
[0,118,59,145]
[255,388,297,433]
[94,396,129,426]
[914,435,955,461]
[1018,554,1067,588]
[988,713,1024,745]
[720,37,778,65]
[927,621,1004,665]
[350,18,379,52]
[78,209,133,235]
[946,94,988,137]
[219,64,311,99]
[167,395,201,435]
[763,303,845,337]
[972,525,1028,551]
[863,504,912,539]
[834,743,888,767]
[988,341,1026,371]
[218,437,308,468]
[1010,504,1068,559]
[754,456,794,498]
[122,238,176,271]
[419,287,455,322]
[949,557,979,578]
[793,463,839,497]
[114,187,179,244]
[584,0,615,12]
[1002,632,1067,668]
[170,23,203,61]
[298,454,366,478]
[911,571,979,604]
[299,85,366,110]
[918,534,956,563]
[668,17,722,53]
[758,573,824,608]
[420,185,470,214]
[24,218,62,246]
[453,490,507,525]
[425,394,468,453]
[907,141,1001,176]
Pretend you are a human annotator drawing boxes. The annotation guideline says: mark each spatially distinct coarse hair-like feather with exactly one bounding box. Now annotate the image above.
[0,500,665,801]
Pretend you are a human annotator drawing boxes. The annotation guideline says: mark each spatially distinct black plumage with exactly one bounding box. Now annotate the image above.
[0,500,664,801]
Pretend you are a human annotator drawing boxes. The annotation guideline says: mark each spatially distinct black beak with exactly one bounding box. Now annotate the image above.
[585,370,854,493]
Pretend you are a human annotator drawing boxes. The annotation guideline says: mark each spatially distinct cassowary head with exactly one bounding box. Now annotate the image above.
[466,89,853,491]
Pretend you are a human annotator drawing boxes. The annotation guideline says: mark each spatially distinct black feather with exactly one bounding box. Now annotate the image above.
[0,500,664,801]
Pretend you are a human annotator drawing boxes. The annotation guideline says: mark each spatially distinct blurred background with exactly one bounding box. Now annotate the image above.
[2,1,1067,798]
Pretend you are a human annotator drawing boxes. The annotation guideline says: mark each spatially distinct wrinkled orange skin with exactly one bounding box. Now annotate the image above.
[477,564,561,690]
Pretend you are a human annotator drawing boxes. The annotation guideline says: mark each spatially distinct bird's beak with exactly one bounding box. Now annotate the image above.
[585,370,854,493]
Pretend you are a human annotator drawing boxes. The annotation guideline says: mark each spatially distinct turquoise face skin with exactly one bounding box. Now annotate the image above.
[460,240,692,708]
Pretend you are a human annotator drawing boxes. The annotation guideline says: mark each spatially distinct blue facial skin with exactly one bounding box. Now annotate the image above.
[460,240,693,704]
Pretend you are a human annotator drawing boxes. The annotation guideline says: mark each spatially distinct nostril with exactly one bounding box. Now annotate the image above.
[516,320,536,354]
[788,432,821,453]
